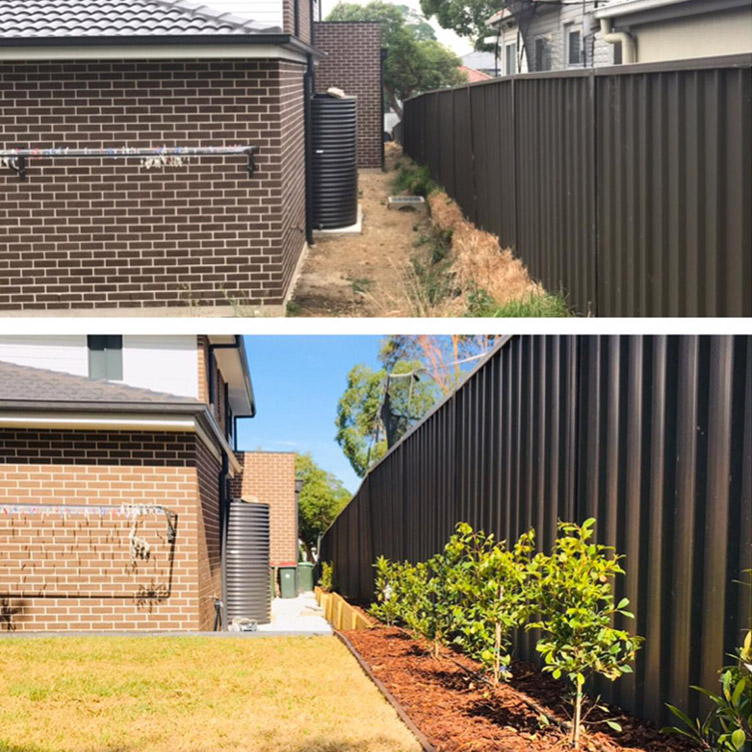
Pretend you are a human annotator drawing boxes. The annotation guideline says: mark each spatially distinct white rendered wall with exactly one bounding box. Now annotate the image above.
[207,0,284,28]
[0,335,199,399]
[0,335,89,376]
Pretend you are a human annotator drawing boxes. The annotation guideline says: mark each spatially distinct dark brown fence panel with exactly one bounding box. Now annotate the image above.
[451,86,476,221]
[424,92,441,183]
[515,73,597,314]
[596,61,752,316]
[320,335,752,727]
[402,57,752,317]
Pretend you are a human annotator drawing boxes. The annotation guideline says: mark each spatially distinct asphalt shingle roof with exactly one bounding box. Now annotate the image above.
[0,0,279,39]
[0,360,201,407]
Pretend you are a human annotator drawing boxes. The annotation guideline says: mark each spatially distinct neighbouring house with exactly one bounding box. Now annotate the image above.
[0,0,382,314]
[459,65,494,83]
[0,335,298,631]
[460,50,500,77]
[486,0,751,73]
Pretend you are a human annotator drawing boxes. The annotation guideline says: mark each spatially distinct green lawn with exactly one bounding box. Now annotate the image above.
[0,636,421,752]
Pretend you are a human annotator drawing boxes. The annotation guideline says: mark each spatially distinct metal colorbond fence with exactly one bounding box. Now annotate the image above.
[320,335,752,726]
[402,56,752,317]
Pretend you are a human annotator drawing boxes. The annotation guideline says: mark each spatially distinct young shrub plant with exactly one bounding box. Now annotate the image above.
[526,519,643,749]
[447,522,535,684]
[370,555,405,626]
[666,568,752,752]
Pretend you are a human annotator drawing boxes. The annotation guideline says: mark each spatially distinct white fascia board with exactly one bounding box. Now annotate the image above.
[0,411,240,474]
[595,0,692,19]
[0,44,307,64]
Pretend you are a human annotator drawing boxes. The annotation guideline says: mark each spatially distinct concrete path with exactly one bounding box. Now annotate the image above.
[257,592,332,635]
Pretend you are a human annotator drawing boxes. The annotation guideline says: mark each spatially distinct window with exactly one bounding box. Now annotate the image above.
[505,42,517,75]
[87,335,123,381]
[535,37,551,71]
[567,27,583,67]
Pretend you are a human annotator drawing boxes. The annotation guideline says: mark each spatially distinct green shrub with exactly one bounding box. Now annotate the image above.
[392,163,436,198]
[370,556,404,626]
[467,289,572,318]
[447,523,536,684]
[666,569,751,752]
[318,561,334,592]
[526,519,643,748]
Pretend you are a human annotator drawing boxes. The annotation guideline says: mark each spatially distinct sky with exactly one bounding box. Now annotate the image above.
[318,0,475,56]
[236,335,384,493]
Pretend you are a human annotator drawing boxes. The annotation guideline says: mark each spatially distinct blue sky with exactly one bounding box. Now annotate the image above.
[236,335,384,493]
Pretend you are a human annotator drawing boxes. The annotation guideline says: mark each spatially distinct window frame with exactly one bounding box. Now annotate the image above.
[565,25,584,68]
[87,335,123,381]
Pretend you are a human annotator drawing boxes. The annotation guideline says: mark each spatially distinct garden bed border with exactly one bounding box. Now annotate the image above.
[334,629,436,752]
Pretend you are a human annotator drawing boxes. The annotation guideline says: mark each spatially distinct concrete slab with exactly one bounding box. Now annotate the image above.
[257,593,332,636]
[313,204,363,237]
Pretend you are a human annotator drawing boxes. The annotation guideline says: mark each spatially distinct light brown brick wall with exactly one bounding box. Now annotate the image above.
[0,59,307,312]
[231,452,297,567]
[314,22,382,168]
[0,429,222,632]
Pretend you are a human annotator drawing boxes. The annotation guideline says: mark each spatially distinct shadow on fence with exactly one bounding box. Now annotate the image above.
[402,56,752,317]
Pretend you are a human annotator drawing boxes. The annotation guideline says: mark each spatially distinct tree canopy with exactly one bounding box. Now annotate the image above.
[335,336,494,478]
[419,0,500,45]
[326,1,465,117]
[295,452,350,558]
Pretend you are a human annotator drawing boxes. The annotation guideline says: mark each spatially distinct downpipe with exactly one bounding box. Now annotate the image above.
[304,52,315,247]
[599,18,636,64]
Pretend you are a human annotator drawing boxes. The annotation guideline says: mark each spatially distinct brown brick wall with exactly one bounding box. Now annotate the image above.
[0,429,222,631]
[284,0,313,44]
[196,335,231,435]
[230,452,297,567]
[314,22,383,168]
[0,58,307,312]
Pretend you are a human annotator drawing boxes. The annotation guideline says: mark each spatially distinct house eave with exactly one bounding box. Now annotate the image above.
[0,404,242,474]
[0,34,322,63]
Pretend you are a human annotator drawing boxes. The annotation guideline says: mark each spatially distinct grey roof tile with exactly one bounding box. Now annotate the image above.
[0,359,201,407]
[0,0,280,39]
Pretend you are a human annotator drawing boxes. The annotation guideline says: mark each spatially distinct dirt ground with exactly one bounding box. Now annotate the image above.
[290,150,426,317]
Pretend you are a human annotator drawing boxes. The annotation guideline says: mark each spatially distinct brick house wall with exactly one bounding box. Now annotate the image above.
[231,452,297,567]
[196,335,231,434]
[314,22,383,169]
[284,0,313,45]
[0,58,306,312]
[0,429,222,631]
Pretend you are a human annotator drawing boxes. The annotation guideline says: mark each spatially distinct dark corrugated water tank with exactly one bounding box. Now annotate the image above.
[226,500,271,624]
[312,94,358,229]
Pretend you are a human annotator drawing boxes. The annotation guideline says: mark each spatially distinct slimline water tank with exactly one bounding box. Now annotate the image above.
[225,500,271,624]
[311,94,358,229]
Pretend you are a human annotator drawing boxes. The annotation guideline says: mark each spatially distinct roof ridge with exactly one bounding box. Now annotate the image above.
[151,0,281,33]
[0,359,200,404]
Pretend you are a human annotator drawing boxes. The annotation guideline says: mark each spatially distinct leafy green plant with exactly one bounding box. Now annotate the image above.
[665,569,752,751]
[318,561,334,592]
[526,519,643,748]
[446,523,535,684]
[370,555,404,626]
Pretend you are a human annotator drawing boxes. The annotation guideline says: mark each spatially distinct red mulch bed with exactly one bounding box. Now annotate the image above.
[343,625,697,752]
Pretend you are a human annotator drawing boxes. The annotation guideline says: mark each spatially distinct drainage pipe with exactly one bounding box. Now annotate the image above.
[218,450,230,630]
[599,18,636,63]
[304,52,315,247]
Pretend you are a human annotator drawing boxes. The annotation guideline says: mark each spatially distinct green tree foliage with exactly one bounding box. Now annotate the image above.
[335,359,438,478]
[419,0,500,44]
[318,561,334,591]
[447,523,535,684]
[526,519,643,748]
[295,453,350,557]
[326,1,465,117]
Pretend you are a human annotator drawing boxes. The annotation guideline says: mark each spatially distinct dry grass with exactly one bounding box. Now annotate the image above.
[0,636,421,752]
[423,192,544,316]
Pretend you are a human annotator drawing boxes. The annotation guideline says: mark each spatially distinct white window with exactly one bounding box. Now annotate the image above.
[505,41,518,75]
[567,26,583,67]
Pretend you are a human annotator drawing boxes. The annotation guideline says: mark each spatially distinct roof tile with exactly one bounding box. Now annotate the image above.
[0,360,201,407]
[0,0,280,39]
